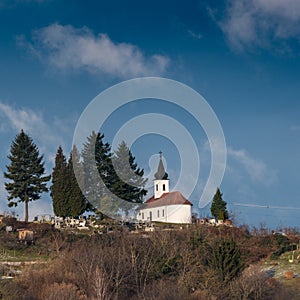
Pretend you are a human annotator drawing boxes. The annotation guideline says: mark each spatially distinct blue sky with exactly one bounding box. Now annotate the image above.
[0,0,299,228]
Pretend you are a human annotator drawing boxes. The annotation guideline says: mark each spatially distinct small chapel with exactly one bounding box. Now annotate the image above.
[137,152,193,224]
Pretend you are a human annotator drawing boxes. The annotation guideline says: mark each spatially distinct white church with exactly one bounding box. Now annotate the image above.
[137,152,192,224]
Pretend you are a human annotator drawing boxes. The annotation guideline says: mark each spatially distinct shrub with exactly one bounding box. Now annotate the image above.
[230,265,281,300]
[207,238,244,284]
[41,282,86,300]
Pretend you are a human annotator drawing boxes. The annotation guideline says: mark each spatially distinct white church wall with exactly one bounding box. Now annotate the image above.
[137,204,192,224]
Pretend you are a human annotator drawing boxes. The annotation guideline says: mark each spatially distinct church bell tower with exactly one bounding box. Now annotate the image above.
[154,151,169,199]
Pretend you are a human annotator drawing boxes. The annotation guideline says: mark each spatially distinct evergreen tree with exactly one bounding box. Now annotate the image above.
[210,188,229,220]
[71,145,84,193]
[4,130,50,222]
[81,131,114,215]
[111,141,147,208]
[208,238,243,284]
[51,146,88,219]
[51,146,70,217]
[68,145,87,218]
[94,132,114,192]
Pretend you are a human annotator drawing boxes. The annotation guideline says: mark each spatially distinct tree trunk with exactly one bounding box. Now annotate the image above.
[25,200,29,223]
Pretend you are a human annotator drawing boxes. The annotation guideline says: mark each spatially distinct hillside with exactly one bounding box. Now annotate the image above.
[0,220,298,299]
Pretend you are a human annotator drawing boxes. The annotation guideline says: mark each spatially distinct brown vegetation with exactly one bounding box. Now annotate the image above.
[284,271,295,279]
[0,223,299,299]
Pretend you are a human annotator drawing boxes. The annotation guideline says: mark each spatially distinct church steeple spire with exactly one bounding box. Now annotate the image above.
[154,152,169,199]
[154,151,168,180]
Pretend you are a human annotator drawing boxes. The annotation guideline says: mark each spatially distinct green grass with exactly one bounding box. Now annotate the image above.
[0,248,49,263]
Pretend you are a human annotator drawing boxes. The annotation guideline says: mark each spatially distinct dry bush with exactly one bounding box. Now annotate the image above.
[190,289,210,300]
[19,260,70,299]
[139,278,189,300]
[92,266,111,300]
[1,261,65,299]
[48,230,69,255]
[229,264,281,300]
[1,235,124,299]
[41,282,86,300]
[2,224,293,300]
[60,234,131,299]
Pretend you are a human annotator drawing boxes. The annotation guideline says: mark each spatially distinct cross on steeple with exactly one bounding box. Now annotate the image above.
[159,150,162,159]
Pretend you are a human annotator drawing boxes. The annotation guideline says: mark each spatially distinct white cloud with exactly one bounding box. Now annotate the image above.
[0,102,73,166]
[188,29,203,40]
[219,0,300,51]
[19,23,169,78]
[228,147,277,185]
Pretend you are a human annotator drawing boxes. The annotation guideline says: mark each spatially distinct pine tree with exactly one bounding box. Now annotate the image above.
[68,145,87,218]
[71,145,84,193]
[81,131,114,216]
[111,141,147,210]
[210,188,229,220]
[4,130,50,222]
[51,146,70,218]
[208,238,243,284]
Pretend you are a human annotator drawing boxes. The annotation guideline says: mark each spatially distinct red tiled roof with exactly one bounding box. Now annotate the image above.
[143,191,193,208]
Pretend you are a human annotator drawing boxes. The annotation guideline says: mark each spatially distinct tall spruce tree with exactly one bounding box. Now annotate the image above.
[51,146,70,217]
[210,188,229,220]
[208,238,243,284]
[81,131,114,215]
[111,141,147,207]
[68,145,87,218]
[4,130,50,222]
[51,146,88,218]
